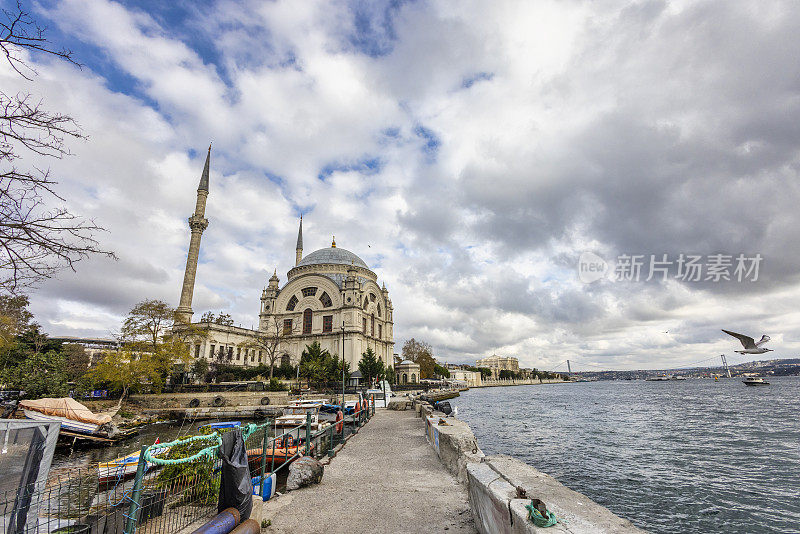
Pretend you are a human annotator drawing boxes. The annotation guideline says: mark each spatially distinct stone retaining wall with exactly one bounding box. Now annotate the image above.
[414,399,647,533]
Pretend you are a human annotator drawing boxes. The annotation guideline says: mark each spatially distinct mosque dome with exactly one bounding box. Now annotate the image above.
[296,246,369,269]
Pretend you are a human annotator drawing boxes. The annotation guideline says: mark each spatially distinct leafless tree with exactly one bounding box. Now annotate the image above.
[0,2,114,293]
[244,315,299,379]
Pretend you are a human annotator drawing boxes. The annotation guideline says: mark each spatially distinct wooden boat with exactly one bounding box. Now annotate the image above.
[98,439,165,483]
[20,397,113,435]
[247,441,315,466]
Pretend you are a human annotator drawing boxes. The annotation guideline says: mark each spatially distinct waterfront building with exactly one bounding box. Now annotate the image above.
[395,360,420,384]
[449,369,482,387]
[475,354,520,379]
[174,151,394,372]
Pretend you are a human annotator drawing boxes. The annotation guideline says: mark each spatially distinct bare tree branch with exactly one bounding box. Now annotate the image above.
[0,3,114,293]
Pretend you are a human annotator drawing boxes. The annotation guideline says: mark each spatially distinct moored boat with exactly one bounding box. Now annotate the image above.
[275,401,329,430]
[98,439,165,483]
[247,437,315,466]
[20,397,113,435]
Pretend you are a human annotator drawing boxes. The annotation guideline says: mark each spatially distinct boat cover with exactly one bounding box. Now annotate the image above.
[19,398,113,426]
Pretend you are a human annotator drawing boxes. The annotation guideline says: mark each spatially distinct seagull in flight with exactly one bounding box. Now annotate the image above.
[722,329,773,354]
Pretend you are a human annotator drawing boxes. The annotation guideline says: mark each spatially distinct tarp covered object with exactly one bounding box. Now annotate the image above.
[217,429,253,520]
[19,398,113,426]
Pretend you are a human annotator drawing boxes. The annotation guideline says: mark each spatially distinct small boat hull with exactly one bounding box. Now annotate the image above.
[743,380,769,386]
[23,409,100,434]
[247,443,314,466]
[98,447,165,483]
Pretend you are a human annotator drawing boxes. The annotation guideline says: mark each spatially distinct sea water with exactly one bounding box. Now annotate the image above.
[456,376,800,533]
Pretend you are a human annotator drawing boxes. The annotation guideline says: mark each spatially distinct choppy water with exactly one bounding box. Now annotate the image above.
[456,377,800,533]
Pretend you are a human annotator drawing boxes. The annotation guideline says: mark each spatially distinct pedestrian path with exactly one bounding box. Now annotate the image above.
[264,408,476,533]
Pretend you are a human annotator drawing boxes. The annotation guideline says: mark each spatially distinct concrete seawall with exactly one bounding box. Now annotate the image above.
[412,399,646,533]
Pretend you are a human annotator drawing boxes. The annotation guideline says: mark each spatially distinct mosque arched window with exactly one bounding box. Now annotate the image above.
[362,299,368,310]
[319,292,332,308]
[411,373,416,383]
[303,308,313,334]
[302,287,317,298]
[287,295,298,311]
[371,314,375,337]
[377,304,381,317]
[369,293,376,302]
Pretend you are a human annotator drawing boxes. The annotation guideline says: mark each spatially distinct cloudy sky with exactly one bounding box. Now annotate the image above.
[6,0,800,371]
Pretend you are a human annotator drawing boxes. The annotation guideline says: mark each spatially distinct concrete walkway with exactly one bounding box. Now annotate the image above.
[263,409,476,534]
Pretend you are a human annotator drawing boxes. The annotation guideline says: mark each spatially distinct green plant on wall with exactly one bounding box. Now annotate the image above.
[155,428,221,506]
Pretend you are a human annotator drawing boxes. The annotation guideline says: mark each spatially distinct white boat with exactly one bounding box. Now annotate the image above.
[742,377,769,386]
[645,375,671,381]
[366,380,394,408]
[20,397,112,435]
[275,401,327,430]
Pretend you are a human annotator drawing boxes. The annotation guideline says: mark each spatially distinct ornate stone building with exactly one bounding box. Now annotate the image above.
[174,151,394,371]
[258,220,394,369]
[475,354,519,379]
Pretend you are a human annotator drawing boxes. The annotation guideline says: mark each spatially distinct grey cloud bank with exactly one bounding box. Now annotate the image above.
[13,0,800,370]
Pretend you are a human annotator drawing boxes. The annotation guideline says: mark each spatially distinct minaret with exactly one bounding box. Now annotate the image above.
[176,145,211,324]
[295,216,303,265]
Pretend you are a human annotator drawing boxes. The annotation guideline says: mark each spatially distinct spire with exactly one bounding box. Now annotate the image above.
[296,215,303,250]
[331,235,336,248]
[295,216,303,266]
[198,144,211,192]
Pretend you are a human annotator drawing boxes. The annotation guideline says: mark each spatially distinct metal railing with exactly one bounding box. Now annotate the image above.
[0,399,376,533]
[123,398,376,533]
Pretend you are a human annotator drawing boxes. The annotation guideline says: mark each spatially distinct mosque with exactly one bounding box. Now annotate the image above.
[174,148,394,371]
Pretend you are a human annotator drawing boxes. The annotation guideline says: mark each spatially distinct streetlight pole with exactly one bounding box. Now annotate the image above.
[341,321,346,410]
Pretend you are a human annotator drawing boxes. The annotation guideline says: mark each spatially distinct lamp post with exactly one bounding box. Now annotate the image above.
[341,321,346,410]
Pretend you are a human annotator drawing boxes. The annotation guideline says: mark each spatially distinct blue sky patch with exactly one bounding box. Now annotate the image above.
[414,125,440,161]
[318,156,384,181]
[462,71,494,89]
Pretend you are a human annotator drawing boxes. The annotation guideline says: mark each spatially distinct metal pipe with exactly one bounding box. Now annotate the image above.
[229,518,261,534]
[190,507,240,534]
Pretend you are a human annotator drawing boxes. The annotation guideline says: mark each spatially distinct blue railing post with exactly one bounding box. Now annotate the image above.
[305,413,311,455]
[124,446,148,534]
[259,427,268,498]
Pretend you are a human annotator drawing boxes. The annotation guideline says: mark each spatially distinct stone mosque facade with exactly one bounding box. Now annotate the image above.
[175,149,394,371]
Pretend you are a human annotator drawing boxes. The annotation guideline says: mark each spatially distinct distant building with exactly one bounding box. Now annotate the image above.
[475,354,519,379]
[49,336,120,366]
[449,369,482,387]
[395,360,420,384]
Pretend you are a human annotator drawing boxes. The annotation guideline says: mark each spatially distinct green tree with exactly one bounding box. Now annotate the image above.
[433,363,450,378]
[358,347,384,385]
[88,350,164,398]
[191,357,210,382]
[4,350,69,398]
[0,294,34,350]
[402,338,436,379]
[299,342,333,387]
[63,343,89,381]
[121,299,175,353]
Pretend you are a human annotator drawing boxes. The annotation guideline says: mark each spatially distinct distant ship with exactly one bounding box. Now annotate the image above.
[646,375,671,381]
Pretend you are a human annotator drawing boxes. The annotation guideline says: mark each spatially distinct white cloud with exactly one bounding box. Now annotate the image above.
[13,0,800,371]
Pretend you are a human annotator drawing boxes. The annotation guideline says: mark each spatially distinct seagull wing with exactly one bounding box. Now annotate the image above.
[722,329,756,349]
[755,335,771,347]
